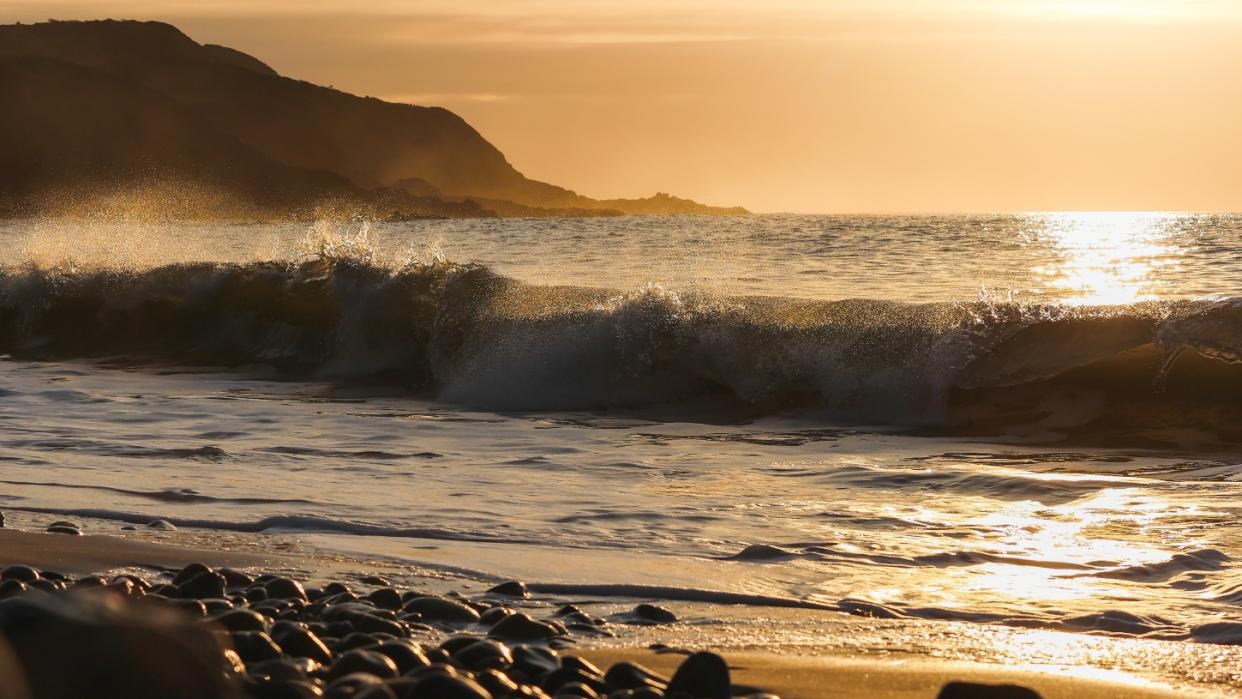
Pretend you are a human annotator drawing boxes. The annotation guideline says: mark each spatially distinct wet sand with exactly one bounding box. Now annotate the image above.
[0,529,1221,698]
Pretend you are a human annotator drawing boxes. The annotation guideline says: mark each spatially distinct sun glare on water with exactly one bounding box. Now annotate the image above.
[1023,212,1183,305]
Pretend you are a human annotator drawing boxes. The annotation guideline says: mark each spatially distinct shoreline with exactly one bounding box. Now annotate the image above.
[0,529,1231,698]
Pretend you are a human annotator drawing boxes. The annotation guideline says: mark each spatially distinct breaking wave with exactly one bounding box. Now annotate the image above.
[0,253,1240,444]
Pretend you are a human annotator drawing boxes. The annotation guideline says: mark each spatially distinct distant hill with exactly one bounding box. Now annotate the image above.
[0,20,748,219]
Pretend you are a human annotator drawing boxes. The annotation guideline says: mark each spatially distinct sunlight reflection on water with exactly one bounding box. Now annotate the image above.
[1023,212,1185,305]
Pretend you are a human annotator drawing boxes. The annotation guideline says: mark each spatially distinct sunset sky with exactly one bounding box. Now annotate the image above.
[4,0,1242,212]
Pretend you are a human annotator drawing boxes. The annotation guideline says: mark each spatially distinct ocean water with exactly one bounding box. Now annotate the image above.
[2,212,1242,646]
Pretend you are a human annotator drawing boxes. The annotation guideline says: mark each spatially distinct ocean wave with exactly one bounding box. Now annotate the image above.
[1,256,1240,443]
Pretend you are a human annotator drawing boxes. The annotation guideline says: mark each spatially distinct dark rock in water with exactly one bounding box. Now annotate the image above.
[328,648,399,680]
[405,673,492,699]
[0,509,5,527]
[175,562,215,585]
[46,524,82,535]
[631,604,678,624]
[359,575,390,586]
[266,578,309,601]
[937,682,1043,699]
[402,596,481,623]
[180,571,228,599]
[349,611,406,636]
[727,543,796,561]
[175,599,209,616]
[554,604,585,618]
[665,651,730,699]
[367,587,403,611]
[147,519,177,530]
[121,525,137,531]
[233,630,284,663]
[486,580,530,598]
[1,564,40,582]
[489,612,560,641]
[0,591,234,699]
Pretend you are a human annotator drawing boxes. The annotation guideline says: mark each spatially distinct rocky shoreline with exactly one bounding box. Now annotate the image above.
[0,558,1054,699]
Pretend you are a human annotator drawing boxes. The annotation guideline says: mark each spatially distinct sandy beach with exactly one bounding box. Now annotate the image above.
[0,528,1230,698]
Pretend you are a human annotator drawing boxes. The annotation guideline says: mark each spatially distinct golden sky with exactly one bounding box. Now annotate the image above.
[4,0,1242,212]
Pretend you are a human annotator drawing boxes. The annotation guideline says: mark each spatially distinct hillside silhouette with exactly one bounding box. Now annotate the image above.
[0,20,747,218]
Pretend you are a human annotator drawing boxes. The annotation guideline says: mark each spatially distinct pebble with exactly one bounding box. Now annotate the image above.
[46,523,82,535]
[401,596,481,624]
[147,519,178,530]
[665,651,730,699]
[486,580,530,598]
[489,612,561,641]
[937,682,1044,699]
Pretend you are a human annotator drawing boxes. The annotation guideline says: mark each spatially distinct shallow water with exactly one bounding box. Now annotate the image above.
[1,213,1242,647]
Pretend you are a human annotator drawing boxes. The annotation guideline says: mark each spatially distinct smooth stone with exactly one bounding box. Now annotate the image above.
[486,580,529,598]
[665,651,730,699]
[1,565,40,582]
[220,568,255,587]
[179,571,228,599]
[175,599,209,616]
[359,575,390,586]
[75,575,108,588]
[0,592,234,698]
[474,668,520,696]
[512,645,560,676]
[267,577,310,601]
[489,613,560,641]
[631,604,678,624]
[0,510,5,527]
[213,608,270,632]
[246,678,325,699]
[174,563,214,585]
[438,636,482,655]
[554,682,600,698]
[367,588,404,611]
[554,605,585,618]
[232,630,284,663]
[452,639,513,671]
[373,640,430,673]
[247,657,311,683]
[275,626,334,664]
[46,525,82,535]
[402,596,480,624]
[0,579,29,598]
[146,519,177,530]
[27,578,60,593]
[325,672,386,699]
[604,662,668,691]
[324,582,354,596]
[937,682,1043,699]
[543,669,607,695]
[354,685,398,699]
[478,607,513,626]
[403,674,491,699]
[328,648,400,680]
[561,657,603,679]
